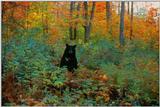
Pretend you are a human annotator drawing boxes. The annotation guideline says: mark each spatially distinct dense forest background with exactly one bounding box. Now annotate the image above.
[2,1,159,106]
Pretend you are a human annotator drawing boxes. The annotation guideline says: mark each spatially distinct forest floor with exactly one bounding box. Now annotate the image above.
[2,36,159,106]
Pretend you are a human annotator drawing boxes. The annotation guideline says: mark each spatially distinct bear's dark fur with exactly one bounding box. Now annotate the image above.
[60,44,78,71]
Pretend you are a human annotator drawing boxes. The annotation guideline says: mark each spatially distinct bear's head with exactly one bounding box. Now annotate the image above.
[65,44,76,56]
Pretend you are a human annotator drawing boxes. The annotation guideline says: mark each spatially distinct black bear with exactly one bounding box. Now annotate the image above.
[60,44,78,71]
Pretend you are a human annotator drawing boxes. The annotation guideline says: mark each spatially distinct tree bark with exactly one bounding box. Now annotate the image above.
[69,1,74,40]
[118,2,121,15]
[128,2,130,15]
[106,2,112,34]
[84,1,88,42]
[158,17,160,38]
[130,1,133,40]
[119,1,125,46]
[84,1,96,42]
[73,2,80,40]
[88,2,96,35]
[106,2,111,25]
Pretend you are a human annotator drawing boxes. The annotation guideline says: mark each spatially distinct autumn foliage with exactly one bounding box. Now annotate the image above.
[2,1,159,106]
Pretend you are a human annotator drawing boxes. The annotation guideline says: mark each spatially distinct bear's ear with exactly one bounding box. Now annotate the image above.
[73,45,76,48]
[66,44,69,47]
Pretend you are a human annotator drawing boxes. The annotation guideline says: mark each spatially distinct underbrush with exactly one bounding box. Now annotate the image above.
[2,35,159,106]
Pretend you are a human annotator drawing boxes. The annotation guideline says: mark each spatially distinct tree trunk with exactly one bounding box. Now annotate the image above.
[128,2,130,15]
[118,2,121,15]
[130,1,133,40]
[84,1,88,42]
[106,2,111,25]
[158,17,160,38]
[106,2,112,34]
[69,1,74,40]
[73,2,80,40]
[119,1,125,46]
[2,2,6,39]
[88,2,96,36]
[84,1,96,42]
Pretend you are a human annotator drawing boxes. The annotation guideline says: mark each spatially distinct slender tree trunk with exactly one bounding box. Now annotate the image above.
[158,17,160,38]
[84,1,96,42]
[130,1,133,40]
[69,1,74,40]
[84,1,88,42]
[128,2,130,15]
[106,2,112,34]
[118,2,121,15]
[2,3,6,39]
[88,2,96,37]
[73,2,80,40]
[106,2,111,25]
[119,1,125,46]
